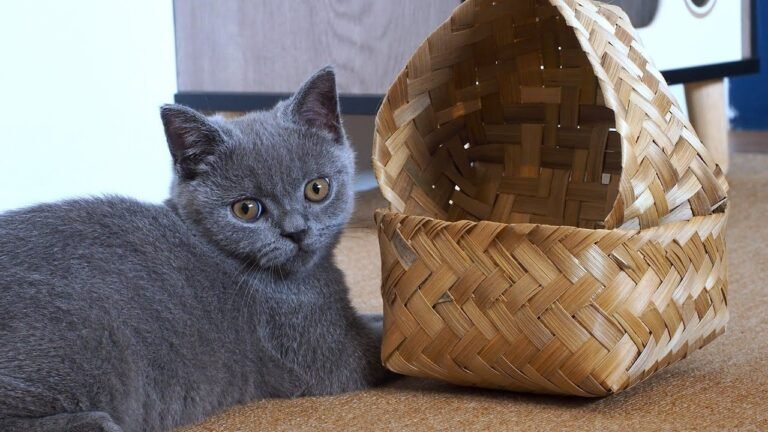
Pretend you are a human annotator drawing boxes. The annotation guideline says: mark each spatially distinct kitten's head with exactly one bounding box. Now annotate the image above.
[160,67,354,273]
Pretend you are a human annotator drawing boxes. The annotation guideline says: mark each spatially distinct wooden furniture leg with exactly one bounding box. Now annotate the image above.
[685,79,729,173]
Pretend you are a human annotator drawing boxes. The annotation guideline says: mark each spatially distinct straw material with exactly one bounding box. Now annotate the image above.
[375,210,727,396]
[372,0,728,230]
[372,0,728,396]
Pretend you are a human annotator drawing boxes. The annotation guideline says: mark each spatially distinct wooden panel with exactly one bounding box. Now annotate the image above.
[174,0,460,94]
[685,80,729,173]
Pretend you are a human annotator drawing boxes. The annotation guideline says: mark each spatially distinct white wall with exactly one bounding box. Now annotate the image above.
[637,0,745,72]
[0,1,176,212]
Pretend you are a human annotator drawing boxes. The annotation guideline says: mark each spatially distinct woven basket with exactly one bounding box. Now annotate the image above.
[372,0,729,396]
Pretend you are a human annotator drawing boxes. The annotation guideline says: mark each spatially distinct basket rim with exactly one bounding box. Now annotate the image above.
[371,0,729,232]
[374,207,728,240]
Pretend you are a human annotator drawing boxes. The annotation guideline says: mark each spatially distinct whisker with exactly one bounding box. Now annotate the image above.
[230,240,281,325]
[228,258,257,310]
[236,259,260,325]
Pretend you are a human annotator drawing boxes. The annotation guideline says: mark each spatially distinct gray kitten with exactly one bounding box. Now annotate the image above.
[0,68,387,432]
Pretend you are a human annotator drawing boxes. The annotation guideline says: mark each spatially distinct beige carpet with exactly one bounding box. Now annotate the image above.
[181,153,768,431]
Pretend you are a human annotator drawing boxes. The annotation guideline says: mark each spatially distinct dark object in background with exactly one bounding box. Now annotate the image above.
[730,0,766,129]
[610,0,718,28]
[686,0,718,18]
[608,0,659,28]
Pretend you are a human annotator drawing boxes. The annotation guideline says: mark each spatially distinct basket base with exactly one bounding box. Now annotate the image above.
[377,210,729,396]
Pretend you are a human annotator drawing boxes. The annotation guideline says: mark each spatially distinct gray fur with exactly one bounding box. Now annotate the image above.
[0,67,387,432]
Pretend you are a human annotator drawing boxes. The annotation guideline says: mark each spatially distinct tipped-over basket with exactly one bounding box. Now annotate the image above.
[372,0,729,396]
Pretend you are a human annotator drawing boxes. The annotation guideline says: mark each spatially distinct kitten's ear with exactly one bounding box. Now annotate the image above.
[288,67,343,142]
[160,104,223,180]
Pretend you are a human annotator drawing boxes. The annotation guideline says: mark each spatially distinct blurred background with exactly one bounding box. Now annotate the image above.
[0,0,762,212]
[0,1,176,211]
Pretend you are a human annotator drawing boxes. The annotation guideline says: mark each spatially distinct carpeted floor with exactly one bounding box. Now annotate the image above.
[181,153,768,431]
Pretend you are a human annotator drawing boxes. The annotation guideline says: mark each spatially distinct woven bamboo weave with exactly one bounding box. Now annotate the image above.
[372,0,729,396]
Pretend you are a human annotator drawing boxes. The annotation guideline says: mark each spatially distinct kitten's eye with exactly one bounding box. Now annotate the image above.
[305,178,330,202]
[231,199,263,221]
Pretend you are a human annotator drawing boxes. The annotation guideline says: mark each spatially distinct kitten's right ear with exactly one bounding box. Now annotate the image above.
[160,104,223,180]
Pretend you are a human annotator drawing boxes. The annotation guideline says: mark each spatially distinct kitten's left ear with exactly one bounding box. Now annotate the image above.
[161,104,224,180]
[288,67,343,142]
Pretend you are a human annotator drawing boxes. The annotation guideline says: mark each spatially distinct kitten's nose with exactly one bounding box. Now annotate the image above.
[280,213,307,244]
[281,228,307,244]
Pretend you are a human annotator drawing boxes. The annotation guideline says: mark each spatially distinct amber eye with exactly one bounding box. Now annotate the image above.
[231,199,263,221]
[305,178,330,202]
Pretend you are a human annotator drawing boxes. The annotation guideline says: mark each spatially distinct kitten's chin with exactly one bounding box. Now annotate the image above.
[257,245,320,275]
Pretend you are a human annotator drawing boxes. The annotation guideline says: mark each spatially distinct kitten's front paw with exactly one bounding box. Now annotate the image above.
[361,313,383,325]
[0,411,124,432]
[360,313,384,341]
[359,313,402,386]
[67,412,124,432]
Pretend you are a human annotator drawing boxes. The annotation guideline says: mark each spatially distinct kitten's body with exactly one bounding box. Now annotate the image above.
[0,69,385,432]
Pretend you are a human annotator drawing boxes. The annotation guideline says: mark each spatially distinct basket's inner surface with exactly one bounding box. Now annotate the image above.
[376,0,622,229]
